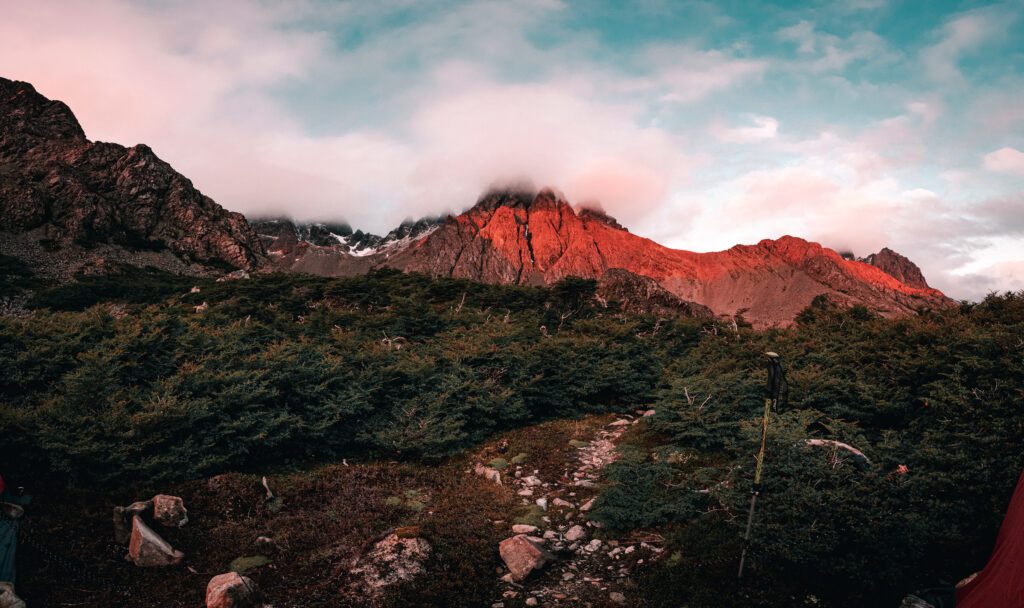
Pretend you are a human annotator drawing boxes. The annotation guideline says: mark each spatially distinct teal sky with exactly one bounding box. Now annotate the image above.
[2,0,1022,298]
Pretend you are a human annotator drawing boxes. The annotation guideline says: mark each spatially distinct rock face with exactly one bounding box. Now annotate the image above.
[499,534,552,581]
[861,247,930,289]
[206,572,259,608]
[0,78,264,275]
[127,516,184,567]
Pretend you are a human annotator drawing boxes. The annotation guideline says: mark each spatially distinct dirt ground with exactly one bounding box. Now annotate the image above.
[10,415,642,608]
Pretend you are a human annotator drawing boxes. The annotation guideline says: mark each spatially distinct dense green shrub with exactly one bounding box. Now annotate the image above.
[592,295,1024,607]
[0,270,675,484]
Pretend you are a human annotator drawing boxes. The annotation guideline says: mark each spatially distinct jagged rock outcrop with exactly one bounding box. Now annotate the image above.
[0,77,264,275]
[861,247,930,289]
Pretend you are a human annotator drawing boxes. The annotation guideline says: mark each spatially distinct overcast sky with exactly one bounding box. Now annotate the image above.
[2,0,1022,299]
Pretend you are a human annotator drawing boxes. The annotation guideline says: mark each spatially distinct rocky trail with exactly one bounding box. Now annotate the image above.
[483,412,663,608]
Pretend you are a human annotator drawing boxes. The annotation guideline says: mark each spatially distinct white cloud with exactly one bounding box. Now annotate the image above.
[921,7,1012,85]
[777,21,894,72]
[983,147,1024,176]
[712,115,779,143]
[636,46,768,104]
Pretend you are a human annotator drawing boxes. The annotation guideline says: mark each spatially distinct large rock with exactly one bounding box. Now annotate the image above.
[152,494,189,528]
[206,572,259,608]
[348,532,432,598]
[0,583,26,608]
[499,534,553,582]
[127,516,184,567]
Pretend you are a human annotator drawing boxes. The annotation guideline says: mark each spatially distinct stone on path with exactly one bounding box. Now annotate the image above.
[499,535,553,581]
[475,463,502,485]
[127,516,184,567]
[349,532,432,597]
[206,572,259,608]
[512,524,539,534]
[153,494,189,528]
[564,525,587,542]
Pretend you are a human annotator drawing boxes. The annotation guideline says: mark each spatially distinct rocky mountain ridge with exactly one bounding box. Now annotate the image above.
[0,77,265,276]
[0,77,950,325]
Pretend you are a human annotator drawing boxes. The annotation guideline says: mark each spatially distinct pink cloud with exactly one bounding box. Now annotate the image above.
[983,147,1024,176]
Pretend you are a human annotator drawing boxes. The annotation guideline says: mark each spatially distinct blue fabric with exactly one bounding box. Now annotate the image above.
[0,518,16,583]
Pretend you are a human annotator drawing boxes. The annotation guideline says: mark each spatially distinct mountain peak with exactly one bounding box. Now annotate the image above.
[0,77,85,143]
[861,247,930,289]
[0,77,264,274]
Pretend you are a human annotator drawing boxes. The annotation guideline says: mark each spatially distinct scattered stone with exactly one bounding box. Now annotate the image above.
[609,419,632,427]
[564,525,587,542]
[642,409,656,417]
[512,524,539,534]
[127,516,184,567]
[194,301,209,313]
[552,498,573,508]
[584,539,603,553]
[0,583,26,608]
[190,286,201,294]
[499,535,552,582]
[254,536,276,552]
[580,498,595,512]
[610,591,627,604]
[205,572,259,608]
[518,489,534,497]
[475,463,503,485]
[152,494,188,528]
[349,533,432,598]
[521,475,542,487]
[562,572,575,581]
[573,480,596,488]
[216,269,250,282]
[525,598,538,606]
[536,497,548,511]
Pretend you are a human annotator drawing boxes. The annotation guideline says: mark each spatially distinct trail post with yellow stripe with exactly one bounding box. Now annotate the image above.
[738,351,788,579]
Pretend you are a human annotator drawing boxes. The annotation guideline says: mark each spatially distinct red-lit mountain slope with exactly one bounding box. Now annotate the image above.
[383,188,952,326]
